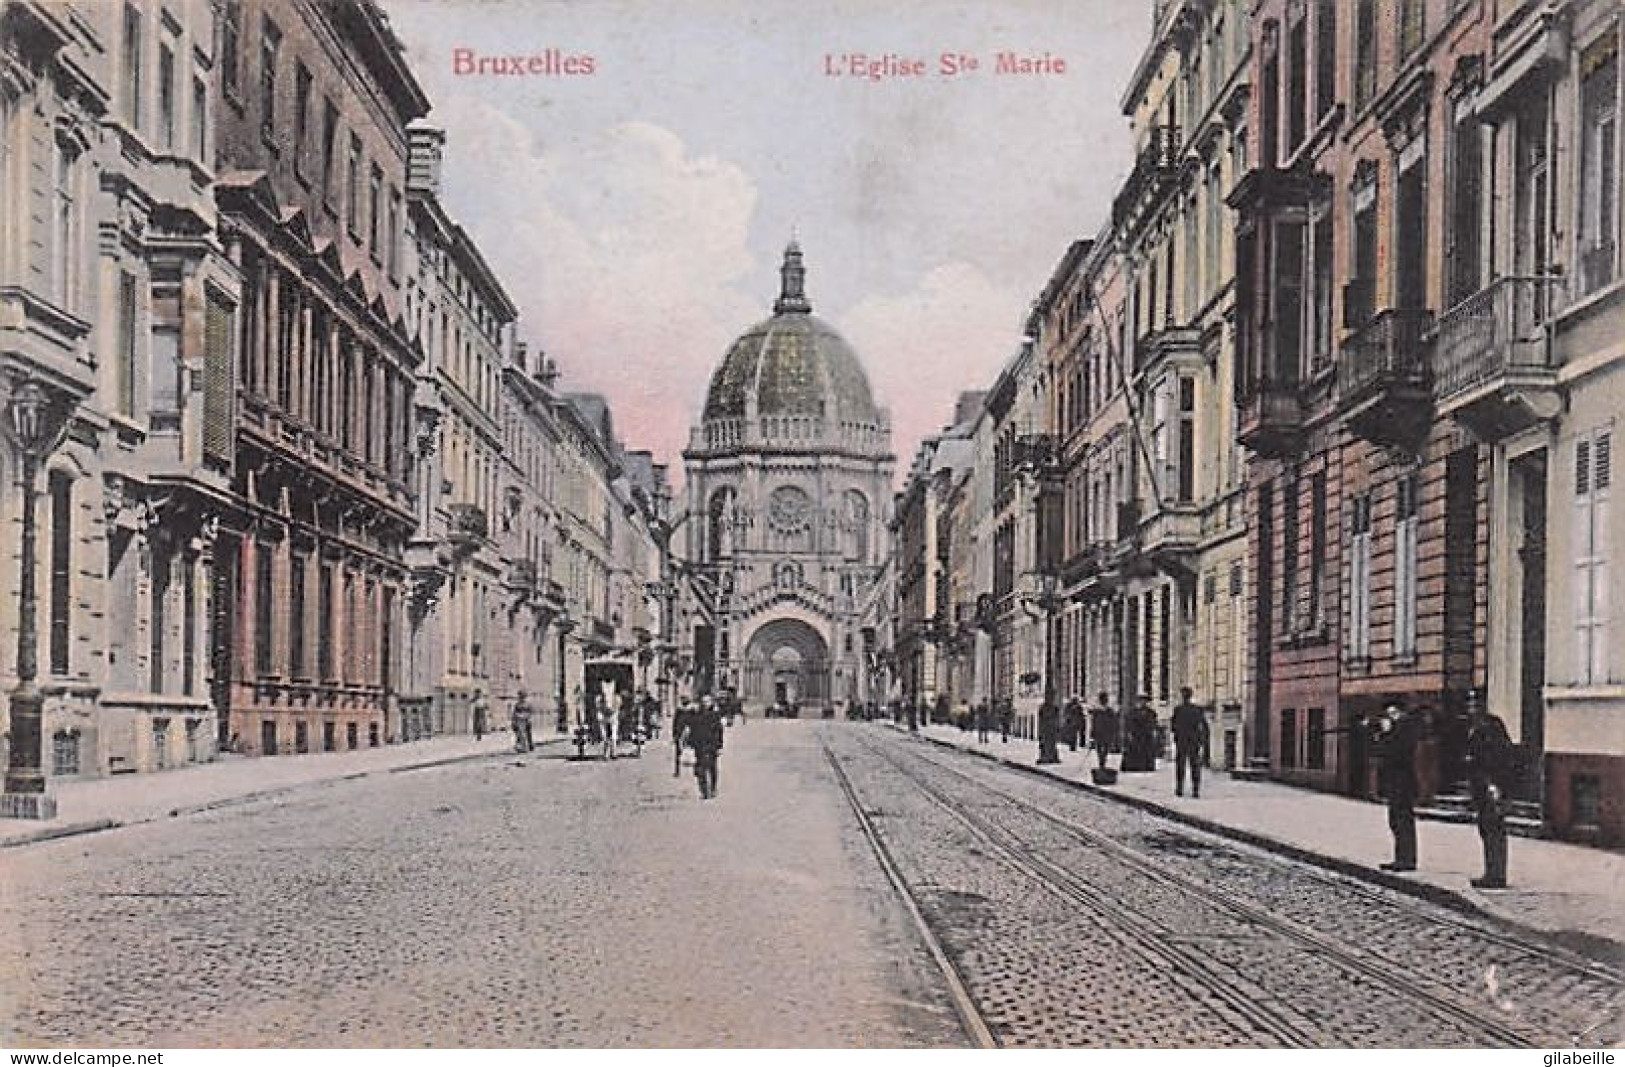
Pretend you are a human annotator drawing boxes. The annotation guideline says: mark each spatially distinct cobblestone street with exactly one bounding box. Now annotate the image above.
[3,722,1622,1048]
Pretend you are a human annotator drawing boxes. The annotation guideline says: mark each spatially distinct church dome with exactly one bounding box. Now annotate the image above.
[702,243,882,427]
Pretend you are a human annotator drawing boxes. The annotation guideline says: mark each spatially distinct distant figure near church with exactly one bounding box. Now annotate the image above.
[681,241,894,720]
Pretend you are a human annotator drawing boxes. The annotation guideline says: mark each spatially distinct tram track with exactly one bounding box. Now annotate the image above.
[827,726,1623,1046]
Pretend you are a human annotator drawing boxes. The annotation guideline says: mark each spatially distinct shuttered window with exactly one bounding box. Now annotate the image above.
[1575,429,1613,684]
[1348,493,1372,661]
[203,291,234,463]
[1394,473,1420,659]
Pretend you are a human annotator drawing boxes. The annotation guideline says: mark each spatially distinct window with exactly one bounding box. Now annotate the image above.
[1395,140,1428,310]
[150,540,170,693]
[369,164,382,257]
[293,62,311,179]
[158,41,175,148]
[318,564,334,679]
[1309,472,1326,630]
[1272,218,1305,381]
[1394,471,1420,659]
[1281,707,1298,769]
[191,76,207,161]
[49,472,72,675]
[1398,0,1425,63]
[52,141,78,309]
[1281,472,1299,632]
[220,0,241,96]
[1286,8,1306,152]
[1574,429,1613,684]
[152,719,170,771]
[1448,102,1483,307]
[320,99,338,199]
[116,272,138,417]
[149,283,181,429]
[289,554,306,678]
[387,187,402,279]
[1349,169,1378,327]
[1307,708,1326,770]
[1348,492,1372,661]
[1314,0,1335,122]
[123,4,143,129]
[259,18,279,142]
[203,290,235,463]
[1514,94,1552,282]
[346,135,361,236]
[254,545,274,675]
[1354,0,1376,109]
[1177,376,1196,503]
[1579,35,1619,295]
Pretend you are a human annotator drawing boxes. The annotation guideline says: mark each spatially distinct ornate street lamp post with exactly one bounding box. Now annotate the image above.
[2,377,73,820]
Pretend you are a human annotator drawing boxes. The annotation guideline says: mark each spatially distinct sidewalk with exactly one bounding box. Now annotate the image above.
[0,732,543,849]
[903,722,1625,961]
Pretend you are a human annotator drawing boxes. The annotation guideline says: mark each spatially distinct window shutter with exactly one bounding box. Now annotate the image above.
[203,294,235,464]
[1595,431,1612,681]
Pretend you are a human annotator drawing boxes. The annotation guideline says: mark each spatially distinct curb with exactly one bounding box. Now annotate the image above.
[0,740,538,850]
[901,728,1625,963]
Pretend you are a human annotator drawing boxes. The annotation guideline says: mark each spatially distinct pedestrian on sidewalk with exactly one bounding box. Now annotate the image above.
[672,698,694,777]
[1122,694,1158,772]
[1089,692,1117,771]
[599,697,618,761]
[1465,691,1513,889]
[512,690,535,753]
[1064,696,1085,752]
[472,691,488,742]
[690,696,725,800]
[998,700,1013,743]
[1171,687,1209,798]
[1374,701,1421,873]
[975,701,991,744]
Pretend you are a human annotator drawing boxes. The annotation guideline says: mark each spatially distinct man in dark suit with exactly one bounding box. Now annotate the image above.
[1089,692,1117,771]
[689,697,725,800]
[1376,701,1421,872]
[1465,691,1513,889]
[1171,687,1209,797]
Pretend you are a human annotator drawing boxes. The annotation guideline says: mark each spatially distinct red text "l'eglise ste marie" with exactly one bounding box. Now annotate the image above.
[451,48,596,76]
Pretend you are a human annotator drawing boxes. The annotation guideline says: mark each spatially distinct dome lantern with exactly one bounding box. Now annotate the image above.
[774,240,811,315]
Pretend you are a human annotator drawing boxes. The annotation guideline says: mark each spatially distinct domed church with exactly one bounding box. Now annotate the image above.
[682,242,894,713]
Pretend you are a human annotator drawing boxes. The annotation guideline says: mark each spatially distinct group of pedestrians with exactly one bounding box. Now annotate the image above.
[670,695,727,800]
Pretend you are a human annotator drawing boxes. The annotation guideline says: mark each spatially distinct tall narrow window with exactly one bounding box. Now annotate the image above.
[1314,0,1335,121]
[254,545,274,675]
[151,540,170,693]
[1286,9,1307,152]
[191,76,207,161]
[1349,170,1378,327]
[387,187,402,279]
[293,62,311,179]
[1348,493,1372,660]
[203,290,235,463]
[318,565,335,680]
[346,135,361,237]
[1309,472,1327,629]
[158,41,175,148]
[288,554,306,678]
[1281,472,1299,632]
[1448,102,1483,307]
[369,164,382,257]
[1354,0,1376,109]
[220,0,241,96]
[1272,218,1305,380]
[149,282,181,429]
[1395,471,1420,659]
[1515,93,1552,283]
[1177,376,1196,503]
[122,4,143,129]
[259,18,279,142]
[1574,429,1613,684]
[320,99,338,199]
[48,473,72,675]
[1395,141,1428,310]
[1579,35,1619,295]
[52,142,78,309]
[116,272,138,417]
[1307,708,1326,770]
[1398,0,1425,62]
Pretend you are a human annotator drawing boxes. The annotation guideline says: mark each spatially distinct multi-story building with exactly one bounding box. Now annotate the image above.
[0,0,238,778]
[211,0,428,757]
[398,121,517,739]
[1434,0,1623,841]
[1111,0,1252,753]
[894,422,974,722]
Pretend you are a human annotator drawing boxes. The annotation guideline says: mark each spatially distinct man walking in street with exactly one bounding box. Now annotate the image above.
[1171,687,1209,798]
[1465,691,1513,889]
[671,698,694,777]
[511,690,534,753]
[1375,701,1421,872]
[690,696,725,800]
[1089,691,1117,771]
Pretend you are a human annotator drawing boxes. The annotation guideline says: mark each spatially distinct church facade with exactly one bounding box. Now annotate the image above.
[681,244,893,713]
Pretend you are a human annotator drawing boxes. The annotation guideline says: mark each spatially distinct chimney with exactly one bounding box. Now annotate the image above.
[513,340,528,371]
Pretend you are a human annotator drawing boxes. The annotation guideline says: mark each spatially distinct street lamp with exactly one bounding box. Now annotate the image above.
[1033,572,1062,766]
[2,376,73,820]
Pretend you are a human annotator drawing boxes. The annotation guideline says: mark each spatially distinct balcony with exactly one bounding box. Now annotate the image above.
[1014,433,1056,472]
[1138,503,1201,576]
[1434,276,1558,440]
[1112,125,1182,236]
[1133,326,1203,373]
[446,503,489,551]
[1237,381,1306,458]
[1338,308,1434,448]
[506,558,538,592]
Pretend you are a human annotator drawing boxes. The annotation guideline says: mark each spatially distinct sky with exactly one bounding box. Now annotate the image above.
[384,0,1151,478]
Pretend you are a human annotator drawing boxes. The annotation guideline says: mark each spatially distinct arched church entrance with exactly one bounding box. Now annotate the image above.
[742,617,830,712]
